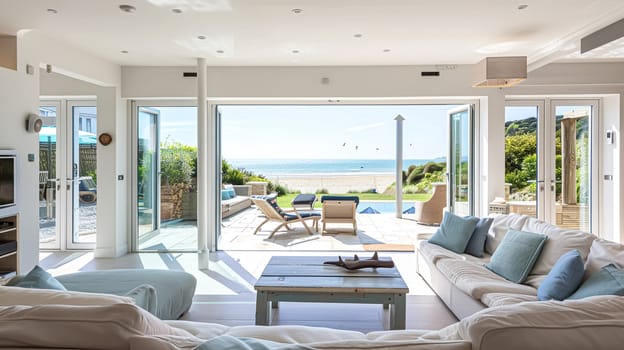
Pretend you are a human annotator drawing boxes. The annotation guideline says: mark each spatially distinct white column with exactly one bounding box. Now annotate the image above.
[197,58,209,269]
[395,114,405,218]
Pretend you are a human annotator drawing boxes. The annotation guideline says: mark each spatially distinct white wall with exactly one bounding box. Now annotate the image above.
[40,72,128,257]
[0,43,40,272]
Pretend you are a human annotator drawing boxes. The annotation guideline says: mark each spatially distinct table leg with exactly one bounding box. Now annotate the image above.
[389,293,406,330]
[255,291,271,325]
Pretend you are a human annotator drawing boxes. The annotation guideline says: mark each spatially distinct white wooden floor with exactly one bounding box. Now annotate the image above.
[38,250,457,332]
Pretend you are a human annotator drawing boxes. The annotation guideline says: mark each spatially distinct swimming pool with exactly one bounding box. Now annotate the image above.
[358,201,414,214]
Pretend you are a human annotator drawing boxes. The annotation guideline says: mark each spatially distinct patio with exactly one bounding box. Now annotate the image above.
[218,205,437,251]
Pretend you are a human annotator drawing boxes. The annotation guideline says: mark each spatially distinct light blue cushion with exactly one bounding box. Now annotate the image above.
[485,229,548,283]
[221,190,232,200]
[464,217,494,258]
[6,265,67,290]
[226,188,236,198]
[537,249,585,301]
[568,264,624,299]
[428,211,479,254]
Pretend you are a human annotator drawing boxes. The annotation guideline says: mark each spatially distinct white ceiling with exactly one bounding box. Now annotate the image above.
[1,0,623,67]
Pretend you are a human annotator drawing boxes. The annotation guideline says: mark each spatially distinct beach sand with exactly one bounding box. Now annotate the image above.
[268,174,396,194]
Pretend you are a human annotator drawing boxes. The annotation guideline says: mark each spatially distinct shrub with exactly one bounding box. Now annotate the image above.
[316,188,329,194]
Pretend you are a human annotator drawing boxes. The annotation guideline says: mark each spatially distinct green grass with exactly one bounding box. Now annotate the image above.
[276,192,432,208]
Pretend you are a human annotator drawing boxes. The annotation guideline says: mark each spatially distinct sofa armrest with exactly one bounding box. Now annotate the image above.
[233,185,252,197]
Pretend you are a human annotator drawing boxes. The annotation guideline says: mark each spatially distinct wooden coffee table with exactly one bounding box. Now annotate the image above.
[254,255,409,330]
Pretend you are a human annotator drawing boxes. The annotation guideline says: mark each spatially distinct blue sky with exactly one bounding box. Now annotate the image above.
[154,104,591,160]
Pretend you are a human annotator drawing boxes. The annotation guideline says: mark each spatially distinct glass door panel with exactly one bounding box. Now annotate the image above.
[38,103,61,249]
[448,105,474,216]
[552,104,594,232]
[504,105,540,218]
[135,105,197,251]
[68,103,97,247]
[137,108,160,240]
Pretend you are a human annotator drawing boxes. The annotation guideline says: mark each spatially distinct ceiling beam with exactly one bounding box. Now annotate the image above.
[581,17,624,54]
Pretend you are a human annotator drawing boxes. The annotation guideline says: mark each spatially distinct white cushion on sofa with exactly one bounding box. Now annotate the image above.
[523,217,595,279]
[585,239,624,279]
[480,293,537,308]
[0,303,196,350]
[0,285,135,306]
[436,259,537,299]
[485,214,528,255]
[446,295,624,350]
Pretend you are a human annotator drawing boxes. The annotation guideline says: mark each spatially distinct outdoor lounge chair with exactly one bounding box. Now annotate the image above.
[320,195,359,235]
[413,182,446,225]
[251,197,320,238]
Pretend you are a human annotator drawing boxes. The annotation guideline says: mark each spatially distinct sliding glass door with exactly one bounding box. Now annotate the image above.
[133,103,198,251]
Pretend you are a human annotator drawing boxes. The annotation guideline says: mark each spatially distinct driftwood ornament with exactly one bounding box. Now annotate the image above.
[324,252,395,270]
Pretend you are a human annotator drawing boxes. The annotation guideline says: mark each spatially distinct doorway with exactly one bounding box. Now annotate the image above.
[504,99,598,232]
[38,100,97,250]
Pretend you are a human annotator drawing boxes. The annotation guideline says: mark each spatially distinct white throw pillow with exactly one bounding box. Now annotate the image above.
[0,285,135,306]
[585,239,624,279]
[523,218,595,277]
[485,214,528,255]
[0,303,197,350]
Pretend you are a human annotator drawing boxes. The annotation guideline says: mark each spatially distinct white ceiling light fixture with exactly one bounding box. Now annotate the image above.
[473,56,527,88]
[119,4,136,13]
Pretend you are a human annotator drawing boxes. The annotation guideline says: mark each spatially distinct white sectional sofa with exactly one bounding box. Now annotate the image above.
[417,213,622,319]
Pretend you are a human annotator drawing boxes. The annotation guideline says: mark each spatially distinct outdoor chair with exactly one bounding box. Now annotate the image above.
[413,182,446,225]
[320,195,360,235]
[251,197,320,238]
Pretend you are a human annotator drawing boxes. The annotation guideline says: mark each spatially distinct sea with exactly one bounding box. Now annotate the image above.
[228,158,445,176]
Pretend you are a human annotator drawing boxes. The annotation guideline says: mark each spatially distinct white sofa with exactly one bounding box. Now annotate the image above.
[0,293,624,350]
[416,213,623,319]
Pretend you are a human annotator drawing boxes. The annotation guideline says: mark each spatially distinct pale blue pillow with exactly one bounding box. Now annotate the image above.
[428,211,479,254]
[221,190,232,200]
[537,249,584,301]
[464,217,494,258]
[226,188,236,198]
[485,229,548,283]
[568,264,624,299]
[6,265,67,290]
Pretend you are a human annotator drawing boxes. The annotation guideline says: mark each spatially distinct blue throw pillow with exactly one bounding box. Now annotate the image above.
[6,265,66,290]
[428,211,479,254]
[537,249,585,301]
[226,188,236,199]
[221,190,232,200]
[485,229,548,283]
[464,217,494,258]
[568,264,624,299]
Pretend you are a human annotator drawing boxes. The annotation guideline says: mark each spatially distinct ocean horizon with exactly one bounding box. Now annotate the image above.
[227,158,446,176]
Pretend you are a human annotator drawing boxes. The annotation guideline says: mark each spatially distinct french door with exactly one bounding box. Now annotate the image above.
[504,99,598,233]
[39,100,97,250]
[447,105,475,216]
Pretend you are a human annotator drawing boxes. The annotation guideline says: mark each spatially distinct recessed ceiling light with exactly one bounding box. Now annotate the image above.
[172,8,183,14]
[46,8,58,14]
[517,4,528,10]
[291,8,303,14]
[197,35,206,40]
[383,49,391,53]
[354,33,363,38]
[216,50,224,54]
[291,49,300,54]
[120,50,129,54]
[119,4,136,13]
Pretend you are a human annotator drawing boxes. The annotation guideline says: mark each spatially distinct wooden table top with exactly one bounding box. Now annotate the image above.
[255,255,409,293]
